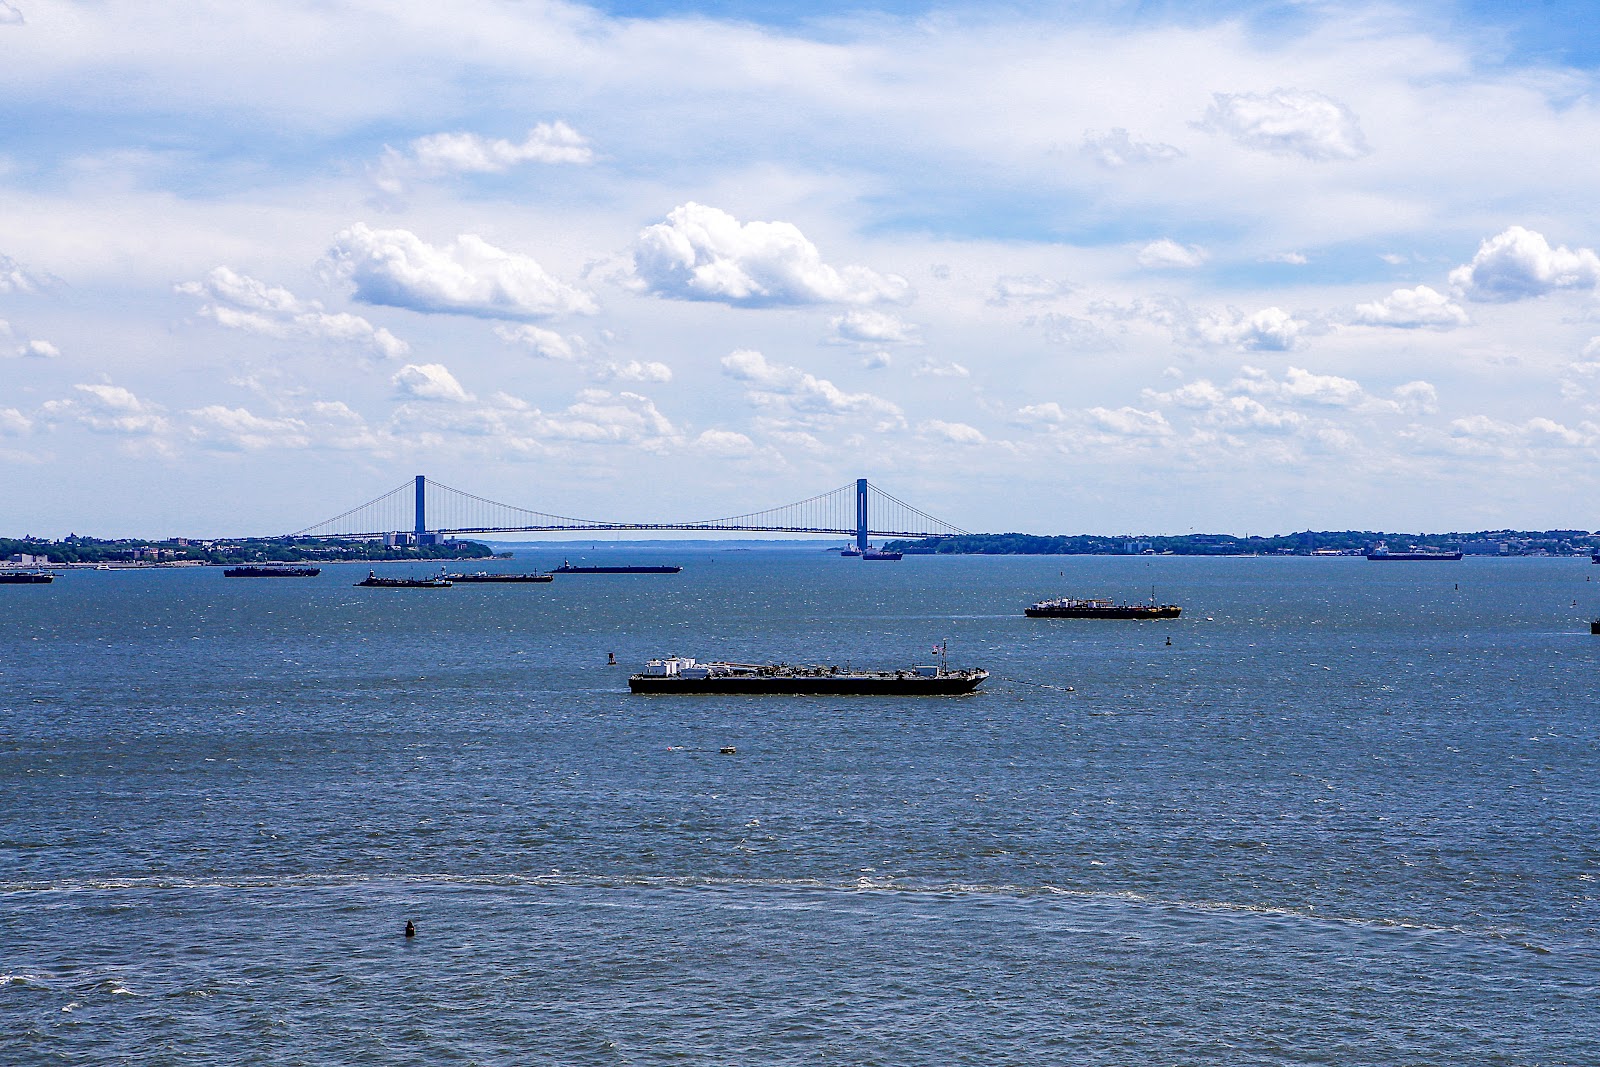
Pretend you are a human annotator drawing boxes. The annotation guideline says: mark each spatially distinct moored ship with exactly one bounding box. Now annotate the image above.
[553,560,681,574]
[442,571,553,583]
[0,570,55,584]
[355,571,452,588]
[1364,543,1462,561]
[629,656,988,695]
[1026,596,1181,619]
[224,564,321,577]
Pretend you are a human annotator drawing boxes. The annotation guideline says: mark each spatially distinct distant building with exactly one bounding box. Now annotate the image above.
[7,553,46,565]
[1123,540,1151,554]
[1460,540,1506,556]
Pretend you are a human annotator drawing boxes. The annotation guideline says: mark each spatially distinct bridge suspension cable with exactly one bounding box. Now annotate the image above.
[288,476,967,540]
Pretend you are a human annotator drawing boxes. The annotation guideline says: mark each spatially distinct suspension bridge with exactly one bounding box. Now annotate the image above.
[290,476,967,550]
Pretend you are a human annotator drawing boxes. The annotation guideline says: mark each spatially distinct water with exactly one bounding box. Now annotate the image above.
[2,550,1596,1064]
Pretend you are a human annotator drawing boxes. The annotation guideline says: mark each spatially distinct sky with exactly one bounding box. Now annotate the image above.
[4,0,1600,539]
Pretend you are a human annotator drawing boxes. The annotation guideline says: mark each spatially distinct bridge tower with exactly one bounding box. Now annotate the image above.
[856,478,869,551]
[415,474,426,536]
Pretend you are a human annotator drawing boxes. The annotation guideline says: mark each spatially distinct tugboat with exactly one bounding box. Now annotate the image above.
[224,564,321,577]
[354,571,452,588]
[552,559,681,574]
[0,570,55,584]
[1591,619,1600,635]
[629,656,988,695]
[1026,595,1182,619]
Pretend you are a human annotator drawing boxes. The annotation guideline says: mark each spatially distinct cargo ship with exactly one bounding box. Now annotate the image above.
[355,571,452,588]
[553,560,681,574]
[629,656,988,695]
[224,564,321,577]
[0,570,54,584]
[862,548,902,561]
[1364,547,1463,561]
[1026,596,1181,619]
[442,571,553,583]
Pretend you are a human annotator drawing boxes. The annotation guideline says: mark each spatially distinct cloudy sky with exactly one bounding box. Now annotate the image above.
[4,0,1600,538]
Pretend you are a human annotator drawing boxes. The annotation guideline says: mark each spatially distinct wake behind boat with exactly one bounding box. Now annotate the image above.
[629,656,988,695]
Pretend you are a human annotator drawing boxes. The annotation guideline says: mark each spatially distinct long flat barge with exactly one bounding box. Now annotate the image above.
[629,657,988,695]
[553,561,681,574]
[0,570,55,584]
[224,564,321,577]
[1026,596,1181,619]
[443,571,553,583]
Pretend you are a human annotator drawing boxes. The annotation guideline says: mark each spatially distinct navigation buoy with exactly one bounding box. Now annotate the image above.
[1165,636,1172,646]
[404,920,416,938]
[607,651,617,665]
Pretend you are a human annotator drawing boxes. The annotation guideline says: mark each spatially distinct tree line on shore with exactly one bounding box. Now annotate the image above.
[0,535,496,565]
[883,530,1600,556]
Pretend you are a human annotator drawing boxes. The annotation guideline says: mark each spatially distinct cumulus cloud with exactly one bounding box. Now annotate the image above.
[1138,239,1207,269]
[1087,406,1173,437]
[1350,285,1469,328]
[919,419,986,444]
[1187,306,1305,352]
[0,408,31,435]
[720,349,902,421]
[178,267,409,359]
[692,429,756,456]
[187,406,312,450]
[392,363,474,403]
[1014,402,1068,424]
[629,203,911,308]
[596,360,672,383]
[829,309,920,345]
[1447,226,1600,303]
[326,224,597,320]
[1081,128,1184,167]
[494,323,581,361]
[1392,381,1438,416]
[43,384,168,436]
[372,121,595,201]
[1265,251,1309,265]
[15,339,59,358]
[1201,89,1369,160]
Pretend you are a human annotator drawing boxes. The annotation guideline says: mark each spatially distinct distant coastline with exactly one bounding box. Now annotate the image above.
[884,530,1600,557]
[0,534,496,568]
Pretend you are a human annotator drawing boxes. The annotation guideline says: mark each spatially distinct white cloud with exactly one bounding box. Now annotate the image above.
[990,275,1071,304]
[1081,128,1183,167]
[629,203,911,308]
[0,3,21,25]
[187,406,312,451]
[913,358,970,378]
[0,408,31,435]
[720,349,902,421]
[494,323,580,361]
[408,122,593,174]
[326,224,596,320]
[1188,306,1305,352]
[16,339,59,358]
[178,267,409,359]
[0,252,38,292]
[1265,251,1308,265]
[1447,226,1600,303]
[1273,367,1365,407]
[1200,89,1369,161]
[829,309,919,345]
[392,363,474,403]
[1087,406,1173,437]
[692,429,756,456]
[372,121,595,200]
[1392,381,1438,416]
[1138,239,1207,269]
[919,419,986,444]
[1350,285,1469,329]
[43,384,169,436]
[1014,402,1068,424]
[861,350,892,370]
[596,359,672,383]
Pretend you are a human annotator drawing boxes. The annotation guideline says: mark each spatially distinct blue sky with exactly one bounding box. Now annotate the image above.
[3,0,1600,537]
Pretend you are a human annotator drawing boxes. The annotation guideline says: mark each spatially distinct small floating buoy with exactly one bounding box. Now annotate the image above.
[1165,636,1171,646]
[404,920,415,938]
[607,651,616,665]
[720,746,737,755]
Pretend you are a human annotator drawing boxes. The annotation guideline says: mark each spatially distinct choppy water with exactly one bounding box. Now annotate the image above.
[2,549,1596,1064]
